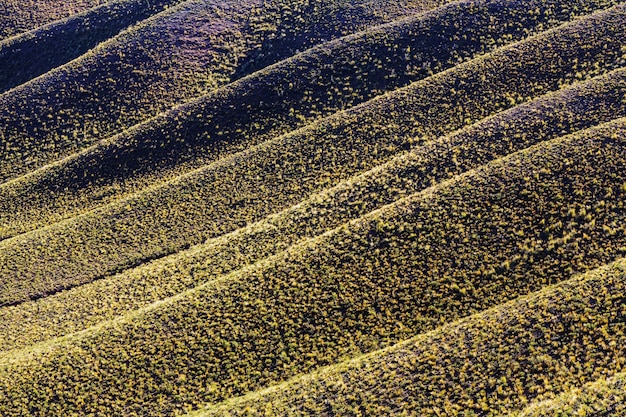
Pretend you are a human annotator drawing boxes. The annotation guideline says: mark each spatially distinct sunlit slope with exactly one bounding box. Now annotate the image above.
[0,0,107,40]
[193,259,626,417]
[0,118,624,416]
[0,4,624,307]
[3,0,603,241]
[0,0,447,183]
[0,0,184,93]
[0,68,623,353]
[512,372,626,417]
[0,1,624,416]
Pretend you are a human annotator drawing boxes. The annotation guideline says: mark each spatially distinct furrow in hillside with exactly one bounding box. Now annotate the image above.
[1,4,624,306]
[0,1,576,238]
[0,0,619,239]
[0,0,186,93]
[192,259,626,417]
[510,372,626,417]
[0,0,107,40]
[0,0,451,183]
[0,68,623,352]
[0,119,624,415]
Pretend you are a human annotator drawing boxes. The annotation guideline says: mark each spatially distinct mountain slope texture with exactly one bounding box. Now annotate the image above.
[0,0,624,416]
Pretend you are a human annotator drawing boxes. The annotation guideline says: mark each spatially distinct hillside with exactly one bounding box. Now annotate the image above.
[4,0,619,240]
[0,0,107,39]
[1,115,624,415]
[0,0,447,183]
[193,258,626,416]
[0,0,624,416]
[0,0,184,93]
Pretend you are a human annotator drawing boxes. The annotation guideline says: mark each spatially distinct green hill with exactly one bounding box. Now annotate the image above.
[0,0,624,415]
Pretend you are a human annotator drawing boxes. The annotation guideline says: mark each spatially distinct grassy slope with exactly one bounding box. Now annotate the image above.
[0,118,624,415]
[2,0,599,242]
[0,0,445,183]
[511,372,626,417]
[0,0,185,94]
[0,0,107,40]
[0,4,624,307]
[193,258,626,417]
[0,67,623,353]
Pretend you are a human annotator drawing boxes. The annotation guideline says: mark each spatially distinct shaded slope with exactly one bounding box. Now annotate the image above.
[0,119,624,415]
[0,0,184,94]
[229,0,445,80]
[1,4,624,306]
[0,0,107,40]
[0,0,447,183]
[0,67,623,353]
[194,259,626,417]
[2,0,594,241]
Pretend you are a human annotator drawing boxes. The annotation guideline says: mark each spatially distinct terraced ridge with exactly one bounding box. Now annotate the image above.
[192,258,626,416]
[0,67,624,353]
[0,0,624,416]
[0,116,624,416]
[0,0,449,183]
[4,0,610,241]
[0,0,107,40]
[1,3,625,308]
[0,0,185,93]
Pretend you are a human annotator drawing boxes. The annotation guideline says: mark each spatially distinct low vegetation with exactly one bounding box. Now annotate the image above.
[0,118,624,415]
[0,67,624,352]
[1,0,584,238]
[513,372,626,417]
[193,258,626,416]
[0,0,451,183]
[0,0,107,39]
[0,0,623,415]
[1,3,624,307]
[0,0,184,93]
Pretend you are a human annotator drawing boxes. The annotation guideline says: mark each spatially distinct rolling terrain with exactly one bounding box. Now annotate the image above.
[0,0,624,416]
